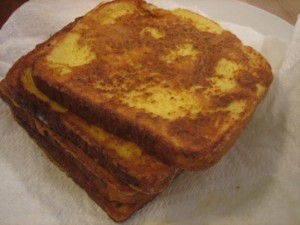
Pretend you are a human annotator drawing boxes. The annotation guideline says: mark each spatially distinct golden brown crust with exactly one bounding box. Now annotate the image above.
[32,0,272,169]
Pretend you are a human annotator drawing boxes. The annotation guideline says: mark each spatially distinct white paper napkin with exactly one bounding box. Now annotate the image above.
[1,1,300,225]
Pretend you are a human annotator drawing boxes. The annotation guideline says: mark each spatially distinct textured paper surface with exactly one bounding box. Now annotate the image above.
[1,1,300,224]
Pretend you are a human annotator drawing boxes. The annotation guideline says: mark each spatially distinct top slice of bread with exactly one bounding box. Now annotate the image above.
[32,0,273,170]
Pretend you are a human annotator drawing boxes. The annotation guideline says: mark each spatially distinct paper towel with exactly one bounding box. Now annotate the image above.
[1,1,300,224]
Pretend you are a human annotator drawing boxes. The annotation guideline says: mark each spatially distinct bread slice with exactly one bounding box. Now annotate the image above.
[8,104,154,222]
[0,29,176,194]
[32,0,273,169]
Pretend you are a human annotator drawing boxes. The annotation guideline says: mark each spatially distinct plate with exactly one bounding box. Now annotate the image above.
[174,0,293,42]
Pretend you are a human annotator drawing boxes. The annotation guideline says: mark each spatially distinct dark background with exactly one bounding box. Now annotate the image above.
[0,0,28,28]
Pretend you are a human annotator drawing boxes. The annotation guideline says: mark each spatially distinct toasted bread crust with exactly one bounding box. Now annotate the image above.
[33,0,272,169]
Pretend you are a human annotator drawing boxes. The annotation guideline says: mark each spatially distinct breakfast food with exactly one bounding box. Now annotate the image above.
[32,0,272,170]
[0,0,272,222]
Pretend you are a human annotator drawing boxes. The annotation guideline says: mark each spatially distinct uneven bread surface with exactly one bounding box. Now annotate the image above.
[33,0,273,169]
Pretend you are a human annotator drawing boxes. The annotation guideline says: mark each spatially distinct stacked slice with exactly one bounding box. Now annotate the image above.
[0,0,272,222]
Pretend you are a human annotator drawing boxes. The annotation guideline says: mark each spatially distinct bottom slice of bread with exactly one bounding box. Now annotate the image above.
[9,104,155,222]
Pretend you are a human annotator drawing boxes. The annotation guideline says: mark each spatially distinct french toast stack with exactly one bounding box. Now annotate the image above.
[0,0,272,222]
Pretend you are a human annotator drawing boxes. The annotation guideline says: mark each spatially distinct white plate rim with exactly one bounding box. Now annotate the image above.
[174,0,293,42]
